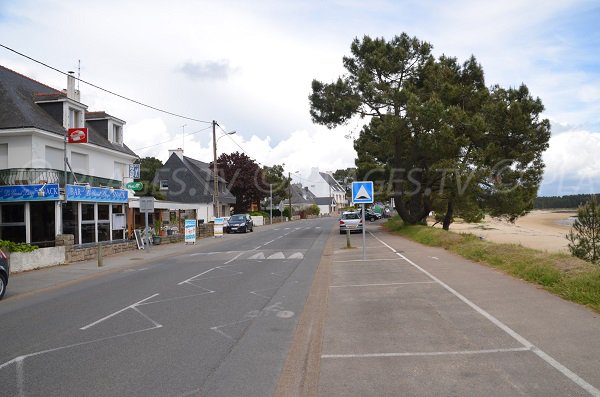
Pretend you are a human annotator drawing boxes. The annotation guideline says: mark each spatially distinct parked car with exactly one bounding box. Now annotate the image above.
[339,211,363,234]
[0,249,9,300]
[365,209,381,221]
[225,214,254,233]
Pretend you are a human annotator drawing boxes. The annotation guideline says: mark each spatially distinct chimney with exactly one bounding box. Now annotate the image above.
[67,71,76,100]
[168,148,184,160]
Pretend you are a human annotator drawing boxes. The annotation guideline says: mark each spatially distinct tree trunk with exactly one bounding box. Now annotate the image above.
[442,199,454,231]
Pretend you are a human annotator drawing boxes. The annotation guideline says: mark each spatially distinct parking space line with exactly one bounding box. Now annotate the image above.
[322,347,530,359]
[330,281,436,288]
[368,231,600,397]
[333,258,403,263]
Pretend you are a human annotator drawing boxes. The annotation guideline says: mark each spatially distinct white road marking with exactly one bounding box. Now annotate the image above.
[333,258,403,263]
[330,281,436,288]
[178,268,218,285]
[0,325,162,372]
[288,252,304,259]
[322,347,530,359]
[263,239,276,245]
[249,252,266,260]
[250,287,279,299]
[431,256,439,260]
[223,252,244,265]
[267,252,286,259]
[369,231,600,397]
[80,293,159,330]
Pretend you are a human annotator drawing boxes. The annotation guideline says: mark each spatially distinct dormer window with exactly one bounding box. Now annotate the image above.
[112,124,123,145]
[68,107,83,128]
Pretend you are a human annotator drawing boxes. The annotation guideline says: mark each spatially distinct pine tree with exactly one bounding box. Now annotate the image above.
[567,195,600,264]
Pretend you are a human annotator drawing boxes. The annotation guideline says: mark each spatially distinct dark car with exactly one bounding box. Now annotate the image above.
[225,214,254,233]
[0,249,9,300]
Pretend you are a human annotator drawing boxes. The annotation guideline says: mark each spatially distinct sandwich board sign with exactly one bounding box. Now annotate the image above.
[352,181,374,204]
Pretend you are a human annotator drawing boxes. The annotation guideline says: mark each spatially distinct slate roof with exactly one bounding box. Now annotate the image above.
[154,154,236,204]
[281,184,317,206]
[0,65,137,158]
[315,197,333,205]
[319,172,345,192]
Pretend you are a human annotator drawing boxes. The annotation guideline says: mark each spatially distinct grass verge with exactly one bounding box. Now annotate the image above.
[384,216,600,313]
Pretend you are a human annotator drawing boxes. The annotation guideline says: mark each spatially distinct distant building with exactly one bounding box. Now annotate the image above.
[305,168,346,214]
[0,65,137,245]
[279,184,317,212]
[153,149,236,221]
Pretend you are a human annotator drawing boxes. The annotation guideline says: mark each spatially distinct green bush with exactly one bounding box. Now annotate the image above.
[0,240,39,253]
[249,211,269,217]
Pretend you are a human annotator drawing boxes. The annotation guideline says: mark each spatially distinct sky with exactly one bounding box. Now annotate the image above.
[0,0,599,196]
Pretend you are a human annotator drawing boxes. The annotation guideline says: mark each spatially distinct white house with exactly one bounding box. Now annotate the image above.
[0,65,138,245]
[305,168,346,215]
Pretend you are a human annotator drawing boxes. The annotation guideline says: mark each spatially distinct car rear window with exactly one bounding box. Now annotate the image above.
[230,215,244,221]
[342,213,359,220]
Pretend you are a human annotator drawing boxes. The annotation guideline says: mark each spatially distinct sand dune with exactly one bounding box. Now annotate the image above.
[439,210,577,253]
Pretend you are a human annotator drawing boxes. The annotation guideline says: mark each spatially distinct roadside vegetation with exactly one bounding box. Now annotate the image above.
[384,216,600,313]
[0,240,39,253]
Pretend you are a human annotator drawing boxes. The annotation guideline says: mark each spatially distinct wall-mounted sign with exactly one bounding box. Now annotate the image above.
[0,184,60,201]
[139,197,154,213]
[67,128,88,144]
[65,184,128,203]
[129,164,141,179]
[126,181,144,191]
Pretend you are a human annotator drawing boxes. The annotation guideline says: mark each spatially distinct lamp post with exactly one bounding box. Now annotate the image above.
[212,121,236,219]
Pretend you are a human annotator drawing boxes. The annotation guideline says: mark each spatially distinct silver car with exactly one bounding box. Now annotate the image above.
[339,211,363,234]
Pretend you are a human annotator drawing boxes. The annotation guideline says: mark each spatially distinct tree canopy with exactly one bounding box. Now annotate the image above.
[309,34,551,229]
[134,157,165,200]
[212,152,268,213]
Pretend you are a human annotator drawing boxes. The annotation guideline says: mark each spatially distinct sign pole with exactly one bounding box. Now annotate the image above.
[362,203,366,260]
[144,210,150,252]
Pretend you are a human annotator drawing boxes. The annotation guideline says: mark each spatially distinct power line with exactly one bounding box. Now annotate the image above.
[0,43,212,124]
[216,124,266,167]
[132,125,212,151]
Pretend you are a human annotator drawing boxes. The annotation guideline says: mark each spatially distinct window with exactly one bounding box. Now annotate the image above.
[98,204,110,242]
[114,162,125,181]
[0,203,26,243]
[0,143,7,169]
[71,152,89,174]
[159,180,169,190]
[112,125,123,145]
[81,203,95,244]
[68,108,82,128]
[45,146,63,169]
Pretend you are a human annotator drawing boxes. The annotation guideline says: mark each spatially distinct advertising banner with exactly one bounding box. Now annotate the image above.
[0,184,60,201]
[185,219,196,244]
[214,217,224,237]
[66,185,128,203]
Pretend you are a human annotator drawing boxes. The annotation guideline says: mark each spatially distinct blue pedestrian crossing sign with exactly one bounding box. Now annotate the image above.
[352,181,374,204]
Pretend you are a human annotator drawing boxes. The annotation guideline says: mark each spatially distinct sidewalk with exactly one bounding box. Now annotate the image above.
[316,226,600,396]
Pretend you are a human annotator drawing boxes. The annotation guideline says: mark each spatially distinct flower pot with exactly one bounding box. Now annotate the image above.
[152,236,161,245]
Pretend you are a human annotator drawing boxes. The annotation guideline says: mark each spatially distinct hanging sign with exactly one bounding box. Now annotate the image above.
[67,128,88,143]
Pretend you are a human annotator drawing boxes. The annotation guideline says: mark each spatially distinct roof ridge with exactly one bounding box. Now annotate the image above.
[0,64,63,94]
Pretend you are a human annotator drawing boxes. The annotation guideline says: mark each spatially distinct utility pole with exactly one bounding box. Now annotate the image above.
[270,183,273,225]
[288,172,292,221]
[212,120,219,219]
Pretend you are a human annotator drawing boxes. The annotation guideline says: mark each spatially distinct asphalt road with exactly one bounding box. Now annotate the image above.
[0,218,335,397]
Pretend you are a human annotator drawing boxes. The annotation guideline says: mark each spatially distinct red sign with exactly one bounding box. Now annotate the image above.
[68,128,88,144]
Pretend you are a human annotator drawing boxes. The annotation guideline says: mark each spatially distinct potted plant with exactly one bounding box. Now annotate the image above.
[152,223,161,245]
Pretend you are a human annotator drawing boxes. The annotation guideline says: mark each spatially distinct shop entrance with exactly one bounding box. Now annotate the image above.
[30,201,56,246]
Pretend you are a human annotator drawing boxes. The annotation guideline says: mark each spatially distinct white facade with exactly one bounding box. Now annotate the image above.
[306,168,346,214]
[0,128,135,183]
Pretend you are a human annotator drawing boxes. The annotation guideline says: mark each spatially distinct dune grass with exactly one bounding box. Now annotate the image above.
[384,216,600,313]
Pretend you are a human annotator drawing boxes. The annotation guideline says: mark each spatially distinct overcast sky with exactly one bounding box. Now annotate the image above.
[1,0,599,196]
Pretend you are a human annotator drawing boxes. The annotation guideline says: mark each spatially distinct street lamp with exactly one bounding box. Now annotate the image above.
[212,120,236,219]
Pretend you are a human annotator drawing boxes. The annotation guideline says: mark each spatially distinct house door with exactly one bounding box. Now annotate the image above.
[30,201,56,246]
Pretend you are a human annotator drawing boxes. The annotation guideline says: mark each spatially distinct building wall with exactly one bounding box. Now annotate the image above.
[0,133,33,168]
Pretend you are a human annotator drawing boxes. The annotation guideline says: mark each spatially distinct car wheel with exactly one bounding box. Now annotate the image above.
[0,273,6,300]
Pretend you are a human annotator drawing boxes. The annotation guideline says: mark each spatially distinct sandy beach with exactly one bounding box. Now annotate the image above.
[438,210,578,253]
